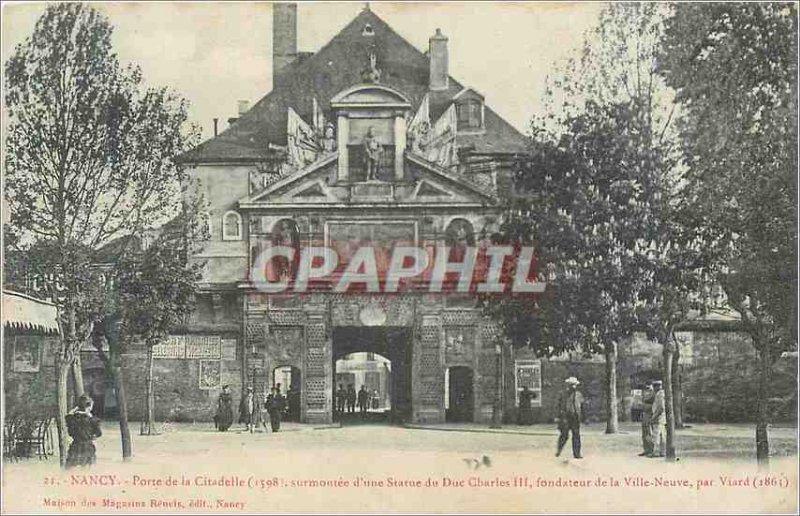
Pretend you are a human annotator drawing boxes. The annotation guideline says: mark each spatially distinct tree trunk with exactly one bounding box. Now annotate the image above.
[110,360,133,460]
[55,359,71,468]
[672,342,684,429]
[490,345,503,428]
[96,317,133,460]
[141,346,156,436]
[71,353,86,400]
[662,339,677,461]
[604,342,618,434]
[755,343,771,467]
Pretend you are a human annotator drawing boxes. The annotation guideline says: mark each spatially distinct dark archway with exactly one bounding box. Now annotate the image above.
[272,365,301,422]
[84,367,117,420]
[446,366,474,422]
[332,326,412,424]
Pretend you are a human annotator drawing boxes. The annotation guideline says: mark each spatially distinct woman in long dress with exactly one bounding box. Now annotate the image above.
[65,394,102,468]
[215,385,234,432]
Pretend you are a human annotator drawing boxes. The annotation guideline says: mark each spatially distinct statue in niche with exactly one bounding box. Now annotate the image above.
[362,51,382,84]
[363,126,383,181]
[320,122,337,153]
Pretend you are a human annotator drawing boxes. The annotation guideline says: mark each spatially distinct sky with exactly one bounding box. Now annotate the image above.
[2,2,604,141]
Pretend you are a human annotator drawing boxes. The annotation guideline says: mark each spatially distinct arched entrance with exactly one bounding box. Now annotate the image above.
[445,366,474,422]
[335,352,391,423]
[272,365,301,422]
[332,327,412,424]
[83,368,117,420]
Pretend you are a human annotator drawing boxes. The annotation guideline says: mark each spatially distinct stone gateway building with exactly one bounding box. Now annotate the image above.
[170,5,528,424]
[7,6,795,429]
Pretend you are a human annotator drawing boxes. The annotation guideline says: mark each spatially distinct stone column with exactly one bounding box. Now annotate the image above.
[302,302,333,424]
[337,115,349,182]
[412,309,445,424]
[394,115,406,181]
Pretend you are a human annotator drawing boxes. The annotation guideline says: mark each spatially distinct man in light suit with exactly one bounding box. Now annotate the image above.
[648,380,666,457]
[556,377,584,459]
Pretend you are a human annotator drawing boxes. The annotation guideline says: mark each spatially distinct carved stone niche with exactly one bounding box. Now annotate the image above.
[330,84,411,184]
[267,325,304,364]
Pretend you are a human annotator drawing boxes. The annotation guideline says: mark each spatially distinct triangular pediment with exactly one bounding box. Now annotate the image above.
[239,151,496,208]
[416,180,452,198]
[241,153,338,204]
[295,183,327,198]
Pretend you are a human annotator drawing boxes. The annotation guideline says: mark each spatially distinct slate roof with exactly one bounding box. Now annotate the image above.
[177,8,528,164]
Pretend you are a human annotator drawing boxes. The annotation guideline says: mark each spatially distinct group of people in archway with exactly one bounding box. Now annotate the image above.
[214,384,301,433]
[335,384,379,416]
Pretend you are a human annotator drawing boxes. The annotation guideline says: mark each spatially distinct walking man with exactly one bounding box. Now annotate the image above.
[649,380,666,457]
[639,381,655,456]
[556,377,584,459]
[357,385,369,415]
[267,386,286,432]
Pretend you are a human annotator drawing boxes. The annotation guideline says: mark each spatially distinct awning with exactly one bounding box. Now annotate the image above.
[3,291,59,334]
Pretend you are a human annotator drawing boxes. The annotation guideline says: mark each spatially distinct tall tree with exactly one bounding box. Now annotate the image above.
[114,206,205,436]
[659,3,798,464]
[536,3,688,435]
[4,3,196,466]
[500,100,665,434]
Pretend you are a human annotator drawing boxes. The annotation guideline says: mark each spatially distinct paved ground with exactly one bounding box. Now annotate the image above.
[3,421,798,514]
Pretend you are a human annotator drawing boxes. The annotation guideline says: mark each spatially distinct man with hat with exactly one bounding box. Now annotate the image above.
[556,376,584,459]
[238,386,260,434]
[649,380,666,457]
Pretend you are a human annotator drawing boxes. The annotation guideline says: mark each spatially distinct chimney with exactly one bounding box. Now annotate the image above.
[429,28,448,91]
[213,118,219,137]
[273,3,298,86]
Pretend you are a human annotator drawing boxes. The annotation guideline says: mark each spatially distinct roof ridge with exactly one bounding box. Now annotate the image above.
[178,6,528,163]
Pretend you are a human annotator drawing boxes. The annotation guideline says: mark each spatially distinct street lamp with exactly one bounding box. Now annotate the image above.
[490,343,503,429]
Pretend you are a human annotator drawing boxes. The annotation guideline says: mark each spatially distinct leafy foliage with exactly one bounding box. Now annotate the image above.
[3,2,199,464]
[4,2,200,340]
[114,203,207,348]
[659,3,797,357]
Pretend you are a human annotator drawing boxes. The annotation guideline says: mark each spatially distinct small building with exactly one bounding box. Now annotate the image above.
[3,291,60,417]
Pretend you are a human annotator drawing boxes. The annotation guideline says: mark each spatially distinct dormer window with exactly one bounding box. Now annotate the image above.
[222,211,242,240]
[457,99,483,131]
[453,88,485,133]
[362,23,375,36]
